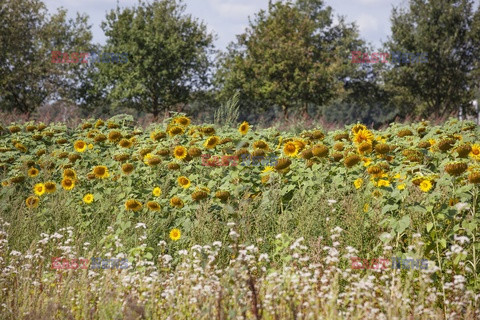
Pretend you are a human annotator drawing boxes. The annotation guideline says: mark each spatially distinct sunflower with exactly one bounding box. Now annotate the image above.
[93,166,109,179]
[469,144,480,161]
[191,191,208,201]
[25,196,40,209]
[44,181,57,193]
[147,201,161,211]
[108,130,122,142]
[168,126,184,137]
[468,172,480,183]
[74,140,87,152]
[377,179,390,187]
[351,124,366,134]
[175,116,191,127]
[312,145,329,158]
[173,146,187,160]
[253,140,269,150]
[170,196,184,208]
[215,190,230,201]
[178,176,191,189]
[125,199,142,211]
[353,129,374,145]
[238,121,249,135]
[354,178,363,189]
[63,168,77,180]
[397,184,406,190]
[169,228,181,241]
[83,193,94,204]
[61,178,75,190]
[28,167,39,177]
[204,136,220,149]
[283,142,299,157]
[419,180,432,192]
[118,138,133,148]
[153,187,162,197]
[122,163,134,175]
[34,183,45,196]
[357,142,373,154]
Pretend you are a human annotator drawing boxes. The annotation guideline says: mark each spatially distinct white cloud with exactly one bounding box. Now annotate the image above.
[355,14,379,33]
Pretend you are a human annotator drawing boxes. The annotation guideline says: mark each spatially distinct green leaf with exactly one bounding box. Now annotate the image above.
[426,222,434,232]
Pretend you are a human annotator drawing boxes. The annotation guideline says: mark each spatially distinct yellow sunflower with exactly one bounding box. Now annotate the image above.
[170,196,184,208]
[153,187,162,197]
[173,146,187,160]
[397,183,406,190]
[25,196,40,209]
[469,144,480,161]
[44,181,57,193]
[147,201,161,211]
[63,168,77,180]
[203,136,220,149]
[377,179,390,187]
[34,183,45,196]
[283,142,299,157]
[169,228,181,241]
[118,138,133,148]
[168,126,184,137]
[419,180,432,192]
[92,166,109,179]
[61,178,75,191]
[178,176,191,189]
[354,178,363,189]
[74,140,87,152]
[28,167,39,177]
[175,116,191,127]
[353,129,374,145]
[125,199,142,211]
[83,193,94,204]
[238,121,250,135]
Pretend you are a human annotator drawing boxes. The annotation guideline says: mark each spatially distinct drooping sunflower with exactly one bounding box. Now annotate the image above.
[28,167,39,178]
[191,191,208,201]
[253,140,269,150]
[125,199,142,211]
[153,187,162,197]
[168,126,184,137]
[83,193,94,204]
[61,178,75,191]
[25,196,40,209]
[283,142,299,157]
[353,129,374,145]
[107,130,122,142]
[44,181,57,193]
[150,130,166,141]
[419,180,432,192]
[170,196,184,208]
[469,144,480,161]
[118,138,133,148]
[147,201,161,211]
[238,121,250,135]
[74,140,87,152]
[93,166,109,179]
[203,136,220,149]
[121,163,134,175]
[169,228,181,241]
[34,183,45,196]
[175,116,191,127]
[173,146,187,160]
[63,168,77,180]
[178,176,191,189]
[357,142,373,155]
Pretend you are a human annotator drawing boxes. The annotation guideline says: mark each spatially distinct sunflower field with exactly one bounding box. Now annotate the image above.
[0,114,479,319]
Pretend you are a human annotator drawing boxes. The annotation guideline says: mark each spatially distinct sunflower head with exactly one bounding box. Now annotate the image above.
[353,129,374,145]
[93,166,109,179]
[45,181,57,193]
[114,154,130,162]
[375,143,390,155]
[150,131,166,141]
[191,191,208,201]
[175,116,191,127]
[178,176,191,189]
[334,133,350,141]
[63,169,77,180]
[74,140,87,152]
[94,134,107,142]
[238,121,250,135]
[204,136,220,149]
[146,156,162,166]
[122,163,134,174]
[397,129,413,137]
[367,165,383,177]
[469,144,480,160]
[169,228,181,241]
[153,187,162,197]
[107,130,122,142]
[358,142,373,154]
[445,162,468,176]
[28,167,39,177]
[300,149,314,160]
[468,172,480,184]
[125,199,142,211]
[167,163,180,170]
[188,147,202,157]
[283,142,299,157]
[331,152,343,162]
[456,144,472,158]
[147,201,161,211]
[274,158,292,171]
[215,190,230,202]
[168,126,184,137]
[354,178,363,189]
[438,139,456,152]
[119,139,133,148]
[418,141,431,149]
[34,183,45,196]
[83,194,94,204]
[344,154,361,168]
[333,143,344,152]
[419,180,433,192]
[61,178,75,191]
[170,196,184,208]
[26,196,40,209]
[351,124,366,134]
[173,146,187,160]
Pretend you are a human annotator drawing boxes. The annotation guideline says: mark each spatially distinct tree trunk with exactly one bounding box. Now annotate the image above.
[282,105,288,120]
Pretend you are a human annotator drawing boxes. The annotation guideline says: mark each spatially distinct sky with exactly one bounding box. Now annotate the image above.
[41,0,428,51]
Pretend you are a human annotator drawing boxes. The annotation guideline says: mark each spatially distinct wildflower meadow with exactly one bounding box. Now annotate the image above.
[0,114,479,319]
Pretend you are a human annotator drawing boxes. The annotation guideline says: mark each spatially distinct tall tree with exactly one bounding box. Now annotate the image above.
[0,0,93,116]
[384,0,480,118]
[98,0,215,119]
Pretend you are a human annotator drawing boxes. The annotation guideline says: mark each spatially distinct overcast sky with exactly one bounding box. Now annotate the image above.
[42,0,472,51]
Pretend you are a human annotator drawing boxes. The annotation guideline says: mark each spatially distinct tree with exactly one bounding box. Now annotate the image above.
[216,0,366,120]
[98,0,215,119]
[384,0,480,118]
[0,0,93,116]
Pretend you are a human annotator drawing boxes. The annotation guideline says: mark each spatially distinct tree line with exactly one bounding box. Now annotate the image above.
[1,0,479,126]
